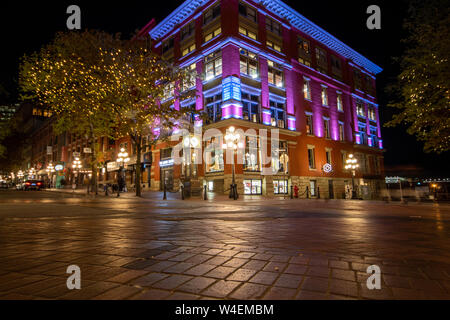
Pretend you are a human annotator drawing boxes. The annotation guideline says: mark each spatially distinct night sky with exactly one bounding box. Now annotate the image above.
[1,0,448,177]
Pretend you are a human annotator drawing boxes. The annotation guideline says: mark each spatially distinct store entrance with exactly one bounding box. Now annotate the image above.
[160,168,174,191]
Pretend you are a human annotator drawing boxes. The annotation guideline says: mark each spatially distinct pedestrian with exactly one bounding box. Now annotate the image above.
[294,185,299,198]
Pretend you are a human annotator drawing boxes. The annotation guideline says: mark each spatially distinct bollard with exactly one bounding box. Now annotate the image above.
[317,187,320,199]
[163,183,167,200]
[204,185,207,200]
[306,186,309,199]
[290,185,293,199]
[181,185,185,200]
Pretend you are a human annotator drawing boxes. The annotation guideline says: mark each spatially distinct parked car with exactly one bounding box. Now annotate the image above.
[16,183,25,190]
[0,182,8,189]
[24,180,44,191]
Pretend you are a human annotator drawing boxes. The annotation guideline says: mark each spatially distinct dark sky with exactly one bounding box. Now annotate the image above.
[1,0,448,177]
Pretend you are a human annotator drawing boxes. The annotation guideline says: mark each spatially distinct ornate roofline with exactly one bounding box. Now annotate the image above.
[149,0,383,75]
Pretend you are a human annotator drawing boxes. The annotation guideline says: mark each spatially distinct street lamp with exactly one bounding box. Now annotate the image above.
[345,154,359,199]
[72,157,82,190]
[222,126,243,200]
[46,162,55,188]
[116,147,130,197]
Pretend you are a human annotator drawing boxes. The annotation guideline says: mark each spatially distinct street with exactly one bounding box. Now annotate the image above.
[0,190,449,300]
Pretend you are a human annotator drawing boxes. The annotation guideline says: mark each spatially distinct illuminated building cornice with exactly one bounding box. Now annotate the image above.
[149,0,383,75]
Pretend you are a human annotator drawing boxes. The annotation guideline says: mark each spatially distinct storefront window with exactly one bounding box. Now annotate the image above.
[271,141,289,174]
[274,180,288,194]
[244,136,260,171]
[205,136,224,173]
[244,179,262,195]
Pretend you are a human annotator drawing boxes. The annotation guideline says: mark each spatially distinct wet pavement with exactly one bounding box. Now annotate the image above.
[0,190,449,300]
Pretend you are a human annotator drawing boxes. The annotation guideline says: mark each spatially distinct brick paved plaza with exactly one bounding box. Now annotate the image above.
[0,190,449,300]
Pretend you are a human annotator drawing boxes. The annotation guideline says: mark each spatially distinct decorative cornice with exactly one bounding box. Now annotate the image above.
[149,0,383,75]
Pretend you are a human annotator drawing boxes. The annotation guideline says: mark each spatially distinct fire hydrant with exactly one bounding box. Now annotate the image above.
[294,185,299,198]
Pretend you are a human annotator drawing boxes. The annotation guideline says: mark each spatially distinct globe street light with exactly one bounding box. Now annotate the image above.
[345,153,359,199]
[46,162,55,188]
[222,126,243,200]
[72,157,82,190]
[116,148,130,197]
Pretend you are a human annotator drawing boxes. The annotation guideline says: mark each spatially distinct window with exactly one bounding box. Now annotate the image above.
[269,100,285,128]
[161,148,172,159]
[298,36,311,66]
[182,63,197,91]
[331,55,342,80]
[181,22,195,40]
[274,180,288,194]
[271,141,289,174]
[239,48,258,78]
[266,39,282,52]
[325,149,332,164]
[266,17,281,36]
[339,122,345,141]
[242,92,260,123]
[238,3,257,22]
[162,38,174,54]
[239,26,257,40]
[182,43,196,57]
[365,75,375,96]
[307,146,316,169]
[204,51,222,80]
[204,26,221,43]
[244,179,262,195]
[341,151,347,169]
[356,101,365,117]
[321,86,328,106]
[315,47,328,74]
[267,60,284,87]
[205,93,222,123]
[303,78,311,100]
[368,107,376,121]
[337,92,343,111]
[204,5,220,25]
[205,136,224,173]
[310,180,317,196]
[244,136,260,171]
[306,114,313,135]
[324,118,330,139]
[353,69,363,91]
[163,82,174,100]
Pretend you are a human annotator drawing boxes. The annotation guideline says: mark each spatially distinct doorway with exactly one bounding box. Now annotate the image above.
[328,180,334,199]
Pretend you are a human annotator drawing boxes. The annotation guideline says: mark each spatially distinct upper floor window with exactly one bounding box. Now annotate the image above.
[205,136,224,173]
[271,141,289,174]
[266,39,282,53]
[182,43,196,57]
[337,92,343,111]
[181,21,195,41]
[356,101,365,117]
[266,17,281,36]
[338,122,345,141]
[269,100,285,128]
[244,136,260,171]
[239,48,258,78]
[242,92,260,123]
[331,55,342,80]
[204,26,221,43]
[239,26,257,40]
[162,38,174,54]
[182,63,197,91]
[365,75,375,96]
[238,3,257,22]
[368,108,376,121]
[307,146,316,169]
[315,47,328,74]
[298,36,311,67]
[353,69,363,91]
[205,93,222,123]
[268,60,284,88]
[303,78,311,100]
[163,82,174,100]
[321,86,328,106]
[204,4,221,25]
[204,51,222,80]
[306,114,313,135]
[323,118,330,139]
[325,148,332,164]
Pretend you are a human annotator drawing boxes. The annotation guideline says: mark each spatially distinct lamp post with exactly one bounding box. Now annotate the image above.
[116,147,130,197]
[46,162,55,188]
[345,154,359,199]
[222,126,243,200]
[72,157,82,190]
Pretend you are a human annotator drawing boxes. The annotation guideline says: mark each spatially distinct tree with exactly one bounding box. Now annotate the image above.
[386,0,450,154]
[19,30,122,194]
[102,39,197,197]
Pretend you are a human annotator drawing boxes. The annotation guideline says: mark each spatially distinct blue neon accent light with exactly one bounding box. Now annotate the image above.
[222,76,241,102]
